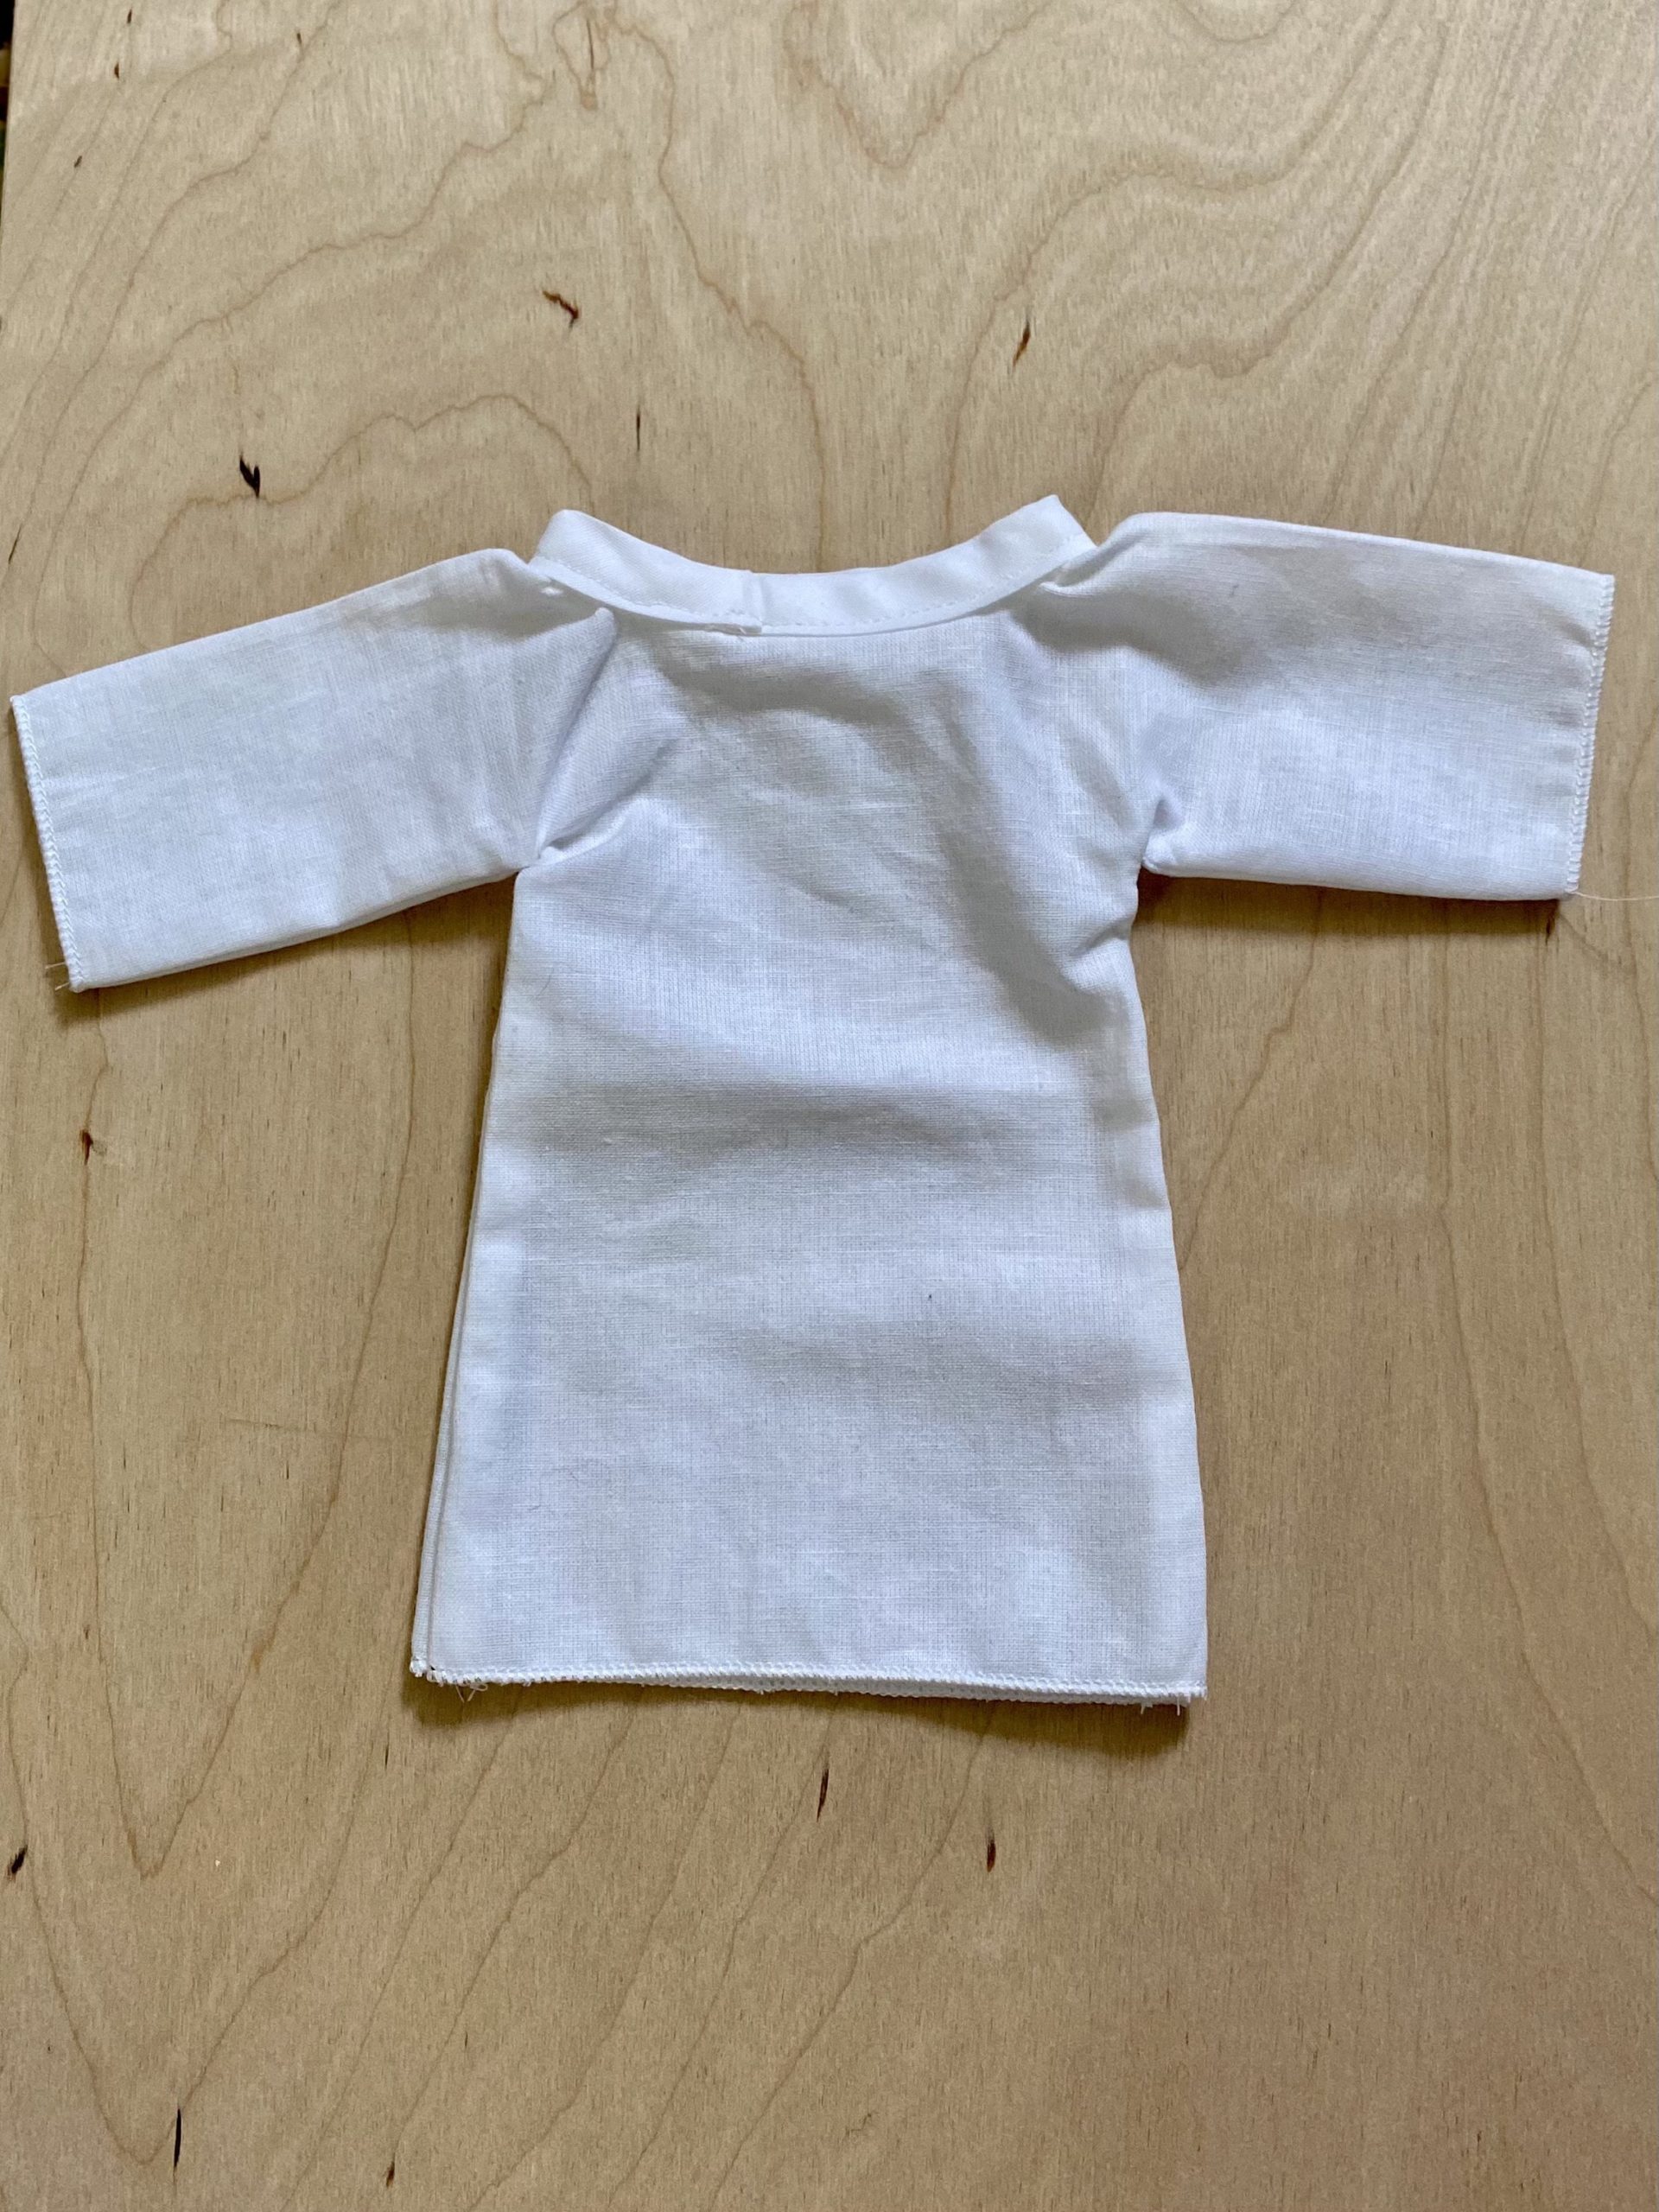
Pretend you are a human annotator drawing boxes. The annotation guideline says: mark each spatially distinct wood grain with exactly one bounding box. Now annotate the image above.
[1,3,1652,2205]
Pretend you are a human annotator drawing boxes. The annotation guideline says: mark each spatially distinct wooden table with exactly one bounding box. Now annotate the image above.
[2,4,1652,2205]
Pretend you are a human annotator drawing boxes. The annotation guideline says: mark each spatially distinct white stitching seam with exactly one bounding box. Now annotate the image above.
[12,695,86,989]
[1564,569,1615,896]
[409,1657,1204,1701]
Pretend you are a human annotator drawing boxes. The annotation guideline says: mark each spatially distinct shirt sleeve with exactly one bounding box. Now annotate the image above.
[11,550,616,990]
[1065,512,1614,899]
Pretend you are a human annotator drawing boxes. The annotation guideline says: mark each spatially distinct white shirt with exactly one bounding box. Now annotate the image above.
[12,499,1614,1700]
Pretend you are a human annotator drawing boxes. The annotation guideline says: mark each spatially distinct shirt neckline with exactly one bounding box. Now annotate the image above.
[529,495,1096,635]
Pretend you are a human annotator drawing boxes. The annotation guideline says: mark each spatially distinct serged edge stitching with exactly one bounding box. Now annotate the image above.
[409,1657,1204,1704]
[1565,570,1615,896]
[12,696,85,989]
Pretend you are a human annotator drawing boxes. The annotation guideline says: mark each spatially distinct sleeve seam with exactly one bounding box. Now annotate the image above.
[528,605,623,856]
[12,695,87,990]
[1563,571,1615,896]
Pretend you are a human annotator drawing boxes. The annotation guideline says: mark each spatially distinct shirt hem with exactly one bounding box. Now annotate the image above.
[408,1656,1204,1704]
[11,694,87,990]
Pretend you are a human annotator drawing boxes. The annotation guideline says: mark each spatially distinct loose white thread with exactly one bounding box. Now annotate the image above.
[40,895,1652,995]
[41,893,1655,992]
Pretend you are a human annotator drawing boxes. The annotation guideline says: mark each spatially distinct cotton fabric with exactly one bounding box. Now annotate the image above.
[13,499,1614,1700]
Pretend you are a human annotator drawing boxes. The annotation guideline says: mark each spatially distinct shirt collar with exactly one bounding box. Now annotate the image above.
[530,496,1095,635]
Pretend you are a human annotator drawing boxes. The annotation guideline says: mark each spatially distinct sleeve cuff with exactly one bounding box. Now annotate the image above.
[12,693,89,991]
[1561,570,1615,898]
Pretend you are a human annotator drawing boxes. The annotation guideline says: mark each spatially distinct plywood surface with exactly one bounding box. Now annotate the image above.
[1,3,1653,2206]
